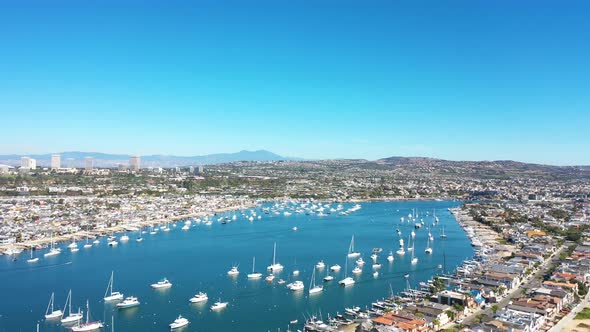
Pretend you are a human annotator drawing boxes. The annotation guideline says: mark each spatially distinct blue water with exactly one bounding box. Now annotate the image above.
[0,201,472,332]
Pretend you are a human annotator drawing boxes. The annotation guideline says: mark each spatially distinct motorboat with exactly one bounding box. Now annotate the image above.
[211,301,228,311]
[227,266,240,276]
[189,292,208,303]
[151,278,172,289]
[169,315,189,329]
[287,280,305,291]
[116,297,140,309]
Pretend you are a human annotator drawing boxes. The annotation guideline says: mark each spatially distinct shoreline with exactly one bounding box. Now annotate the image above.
[0,203,258,252]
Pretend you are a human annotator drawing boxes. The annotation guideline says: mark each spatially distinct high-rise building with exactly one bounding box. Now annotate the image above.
[85,157,93,170]
[198,165,204,174]
[66,158,74,169]
[129,155,141,171]
[20,157,36,169]
[51,154,61,169]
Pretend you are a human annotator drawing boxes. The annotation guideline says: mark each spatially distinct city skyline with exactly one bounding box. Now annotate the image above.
[1,1,589,165]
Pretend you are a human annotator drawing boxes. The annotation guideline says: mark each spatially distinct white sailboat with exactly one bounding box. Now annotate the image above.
[247,257,262,279]
[338,256,355,286]
[83,229,92,248]
[411,240,418,265]
[425,236,433,254]
[104,271,124,301]
[387,251,394,262]
[309,266,323,295]
[61,290,83,324]
[440,226,447,238]
[44,292,63,320]
[71,300,103,331]
[267,242,284,272]
[27,247,39,263]
[396,238,405,255]
[44,233,61,257]
[347,235,360,258]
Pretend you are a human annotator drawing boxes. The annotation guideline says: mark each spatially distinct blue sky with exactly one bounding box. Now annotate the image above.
[1,0,589,165]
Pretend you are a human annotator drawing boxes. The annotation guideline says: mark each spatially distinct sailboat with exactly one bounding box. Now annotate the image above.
[309,266,323,295]
[44,233,61,257]
[247,257,262,279]
[396,238,405,255]
[425,236,433,254]
[104,271,124,301]
[267,242,284,272]
[440,226,447,238]
[44,292,63,320]
[410,240,418,265]
[407,234,413,252]
[323,266,334,282]
[347,235,361,258]
[338,256,355,286]
[27,247,39,263]
[387,251,394,262]
[61,290,83,324]
[83,229,92,248]
[72,300,103,331]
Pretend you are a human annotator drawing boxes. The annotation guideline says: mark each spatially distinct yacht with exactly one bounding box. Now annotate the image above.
[373,271,379,278]
[370,253,378,261]
[189,292,208,303]
[411,230,416,238]
[267,242,284,272]
[308,266,323,295]
[265,274,275,282]
[136,237,143,242]
[330,264,341,272]
[107,240,118,246]
[355,257,365,266]
[277,278,286,284]
[170,315,189,329]
[44,292,63,320]
[211,301,228,311]
[104,271,124,301]
[323,274,334,282]
[92,239,100,245]
[347,235,361,258]
[292,269,300,276]
[287,280,305,291]
[71,301,103,332]
[116,297,140,309]
[247,257,262,279]
[120,234,129,242]
[316,260,325,269]
[352,266,362,274]
[151,278,172,289]
[227,266,240,276]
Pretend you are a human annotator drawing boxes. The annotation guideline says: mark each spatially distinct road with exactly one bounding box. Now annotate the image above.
[459,245,565,326]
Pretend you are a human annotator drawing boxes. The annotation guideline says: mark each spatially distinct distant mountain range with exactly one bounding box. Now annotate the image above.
[0,150,297,168]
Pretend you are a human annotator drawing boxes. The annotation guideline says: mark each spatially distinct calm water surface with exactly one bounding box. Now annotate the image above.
[0,201,473,332]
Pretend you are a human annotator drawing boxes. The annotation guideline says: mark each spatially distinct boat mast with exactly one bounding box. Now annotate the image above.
[46,292,54,316]
[273,242,276,265]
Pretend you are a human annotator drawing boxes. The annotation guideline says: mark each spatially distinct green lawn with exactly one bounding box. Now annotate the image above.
[574,307,590,320]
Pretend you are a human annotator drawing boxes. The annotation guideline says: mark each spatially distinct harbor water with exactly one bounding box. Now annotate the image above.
[0,200,473,332]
